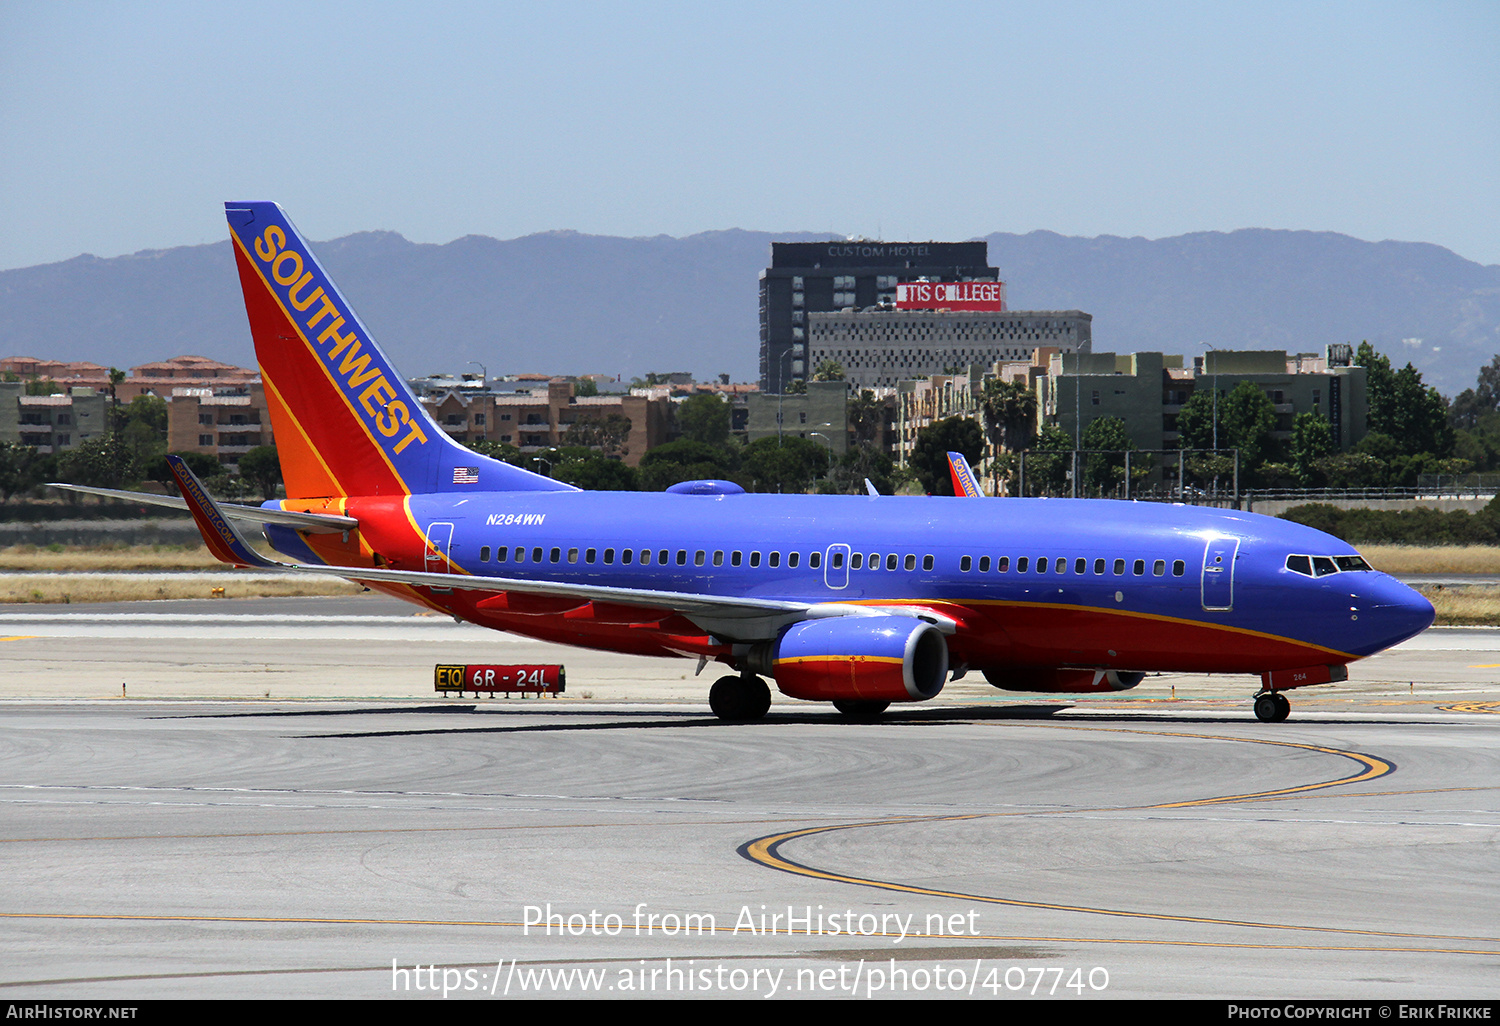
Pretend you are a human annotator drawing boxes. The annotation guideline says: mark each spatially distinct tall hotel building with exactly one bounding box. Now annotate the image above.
[758,240,1090,392]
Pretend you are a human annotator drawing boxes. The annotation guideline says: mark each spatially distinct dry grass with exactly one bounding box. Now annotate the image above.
[1416,586,1500,626]
[0,574,362,604]
[1360,545,1500,575]
[0,543,220,572]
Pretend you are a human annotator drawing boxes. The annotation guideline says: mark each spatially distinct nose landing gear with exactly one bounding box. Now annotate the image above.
[1253,690,1291,723]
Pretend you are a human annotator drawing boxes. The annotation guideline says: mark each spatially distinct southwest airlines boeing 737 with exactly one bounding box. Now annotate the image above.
[66,203,1436,723]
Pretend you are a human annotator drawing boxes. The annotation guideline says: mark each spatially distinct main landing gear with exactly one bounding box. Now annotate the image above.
[709,674,771,722]
[1253,690,1291,723]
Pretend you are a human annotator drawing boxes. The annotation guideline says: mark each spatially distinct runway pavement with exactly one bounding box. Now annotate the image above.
[0,595,1496,1000]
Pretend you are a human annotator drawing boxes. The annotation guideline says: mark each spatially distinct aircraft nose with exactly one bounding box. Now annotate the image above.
[1354,575,1435,652]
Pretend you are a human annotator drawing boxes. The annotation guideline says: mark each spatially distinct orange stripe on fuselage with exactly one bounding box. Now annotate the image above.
[230,234,408,498]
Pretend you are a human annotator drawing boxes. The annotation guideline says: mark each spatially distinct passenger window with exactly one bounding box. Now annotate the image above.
[532,547,543,563]
[789,552,800,568]
[480,546,491,562]
[979,556,990,572]
[1075,557,1087,574]
[497,547,509,563]
[677,550,688,566]
[922,555,933,571]
[620,549,631,564]
[1133,559,1145,576]
[586,548,596,563]
[1017,557,1029,572]
[809,552,821,569]
[831,552,843,569]
[851,553,863,569]
[750,551,761,567]
[1055,557,1067,573]
[769,552,781,568]
[1113,558,1125,575]
[904,554,916,571]
[567,548,578,564]
[603,548,614,564]
[658,549,668,564]
[713,551,723,566]
[731,551,742,567]
[694,550,705,566]
[869,552,880,568]
[886,554,898,571]
[1036,556,1048,574]
[961,555,972,572]
[1094,558,1105,575]
[550,548,561,563]
[638,549,650,565]
[997,556,1009,572]
[1153,559,1165,576]
[1172,560,1184,576]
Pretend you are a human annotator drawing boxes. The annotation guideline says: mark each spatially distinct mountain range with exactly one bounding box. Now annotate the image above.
[2,226,1497,398]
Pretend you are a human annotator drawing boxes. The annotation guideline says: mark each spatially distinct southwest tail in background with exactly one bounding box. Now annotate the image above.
[224,202,571,499]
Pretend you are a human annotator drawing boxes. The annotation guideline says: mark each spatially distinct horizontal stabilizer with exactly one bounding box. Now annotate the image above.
[49,482,357,534]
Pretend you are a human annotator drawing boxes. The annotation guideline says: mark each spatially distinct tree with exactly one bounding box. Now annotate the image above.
[0,441,50,501]
[908,417,983,496]
[1359,341,1452,458]
[55,435,137,488]
[1290,412,1335,486]
[979,379,1037,495]
[676,393,730,447]
[554,452,638,490]
[464,439,525,466]
[1021,425,1075,496]
[811,360,845,382]
[1177,380,1279,484]
[638,439,739,491]
[828,442,894,495]
[237,445,282,499]
[741,436,828,493]
[564,412,633,457]
[1080,416,1134,495]
[572,377,599,398]
[846,389,888,447]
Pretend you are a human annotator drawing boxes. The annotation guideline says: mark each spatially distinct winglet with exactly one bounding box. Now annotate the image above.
[947,451,982,497]
[165,454,280,568]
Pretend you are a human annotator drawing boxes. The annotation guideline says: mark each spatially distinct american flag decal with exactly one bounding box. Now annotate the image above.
[453,467,480,484]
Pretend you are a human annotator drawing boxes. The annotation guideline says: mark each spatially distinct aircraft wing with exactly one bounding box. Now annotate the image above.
[163,456,951,641]
[49,482,358,534]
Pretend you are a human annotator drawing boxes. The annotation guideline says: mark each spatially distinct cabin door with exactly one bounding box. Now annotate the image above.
[1201,536,1239,611]
[824,543,851,590]
[425,522,455,574]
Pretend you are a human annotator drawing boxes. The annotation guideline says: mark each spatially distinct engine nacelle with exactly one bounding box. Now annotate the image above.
[983,667,1146,693]
[754,616,949,703]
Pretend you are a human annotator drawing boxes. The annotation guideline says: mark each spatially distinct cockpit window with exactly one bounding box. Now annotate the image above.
[1286,553,1373,577]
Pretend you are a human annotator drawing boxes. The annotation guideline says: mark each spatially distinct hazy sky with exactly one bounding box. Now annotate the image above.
[2,0,1496,271]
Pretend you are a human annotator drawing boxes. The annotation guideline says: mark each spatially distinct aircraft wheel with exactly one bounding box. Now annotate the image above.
[709,675,769,722]
[1272,692,1291,722]
[745,675,772,720]
[833,699,890,719]
[1253,693,1280,723]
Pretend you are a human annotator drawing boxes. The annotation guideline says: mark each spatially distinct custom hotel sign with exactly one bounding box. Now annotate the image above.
[895,281,1007,312]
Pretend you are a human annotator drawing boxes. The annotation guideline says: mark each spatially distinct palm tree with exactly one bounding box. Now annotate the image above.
[979,379,1038,495]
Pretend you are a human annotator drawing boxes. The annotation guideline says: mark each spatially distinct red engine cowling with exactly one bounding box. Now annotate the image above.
[759,616,950,703]
[983,667,1146,693]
